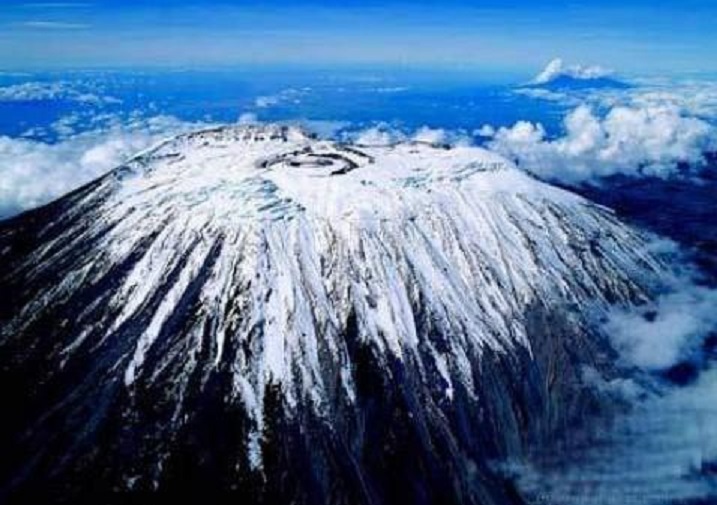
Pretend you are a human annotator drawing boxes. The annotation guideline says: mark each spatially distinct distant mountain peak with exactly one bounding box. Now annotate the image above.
[527,57,629,89]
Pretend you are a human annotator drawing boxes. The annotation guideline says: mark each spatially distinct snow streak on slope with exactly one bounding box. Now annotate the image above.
[0,125,662,485]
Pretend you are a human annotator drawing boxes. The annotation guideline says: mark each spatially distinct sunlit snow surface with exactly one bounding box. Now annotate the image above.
[2,124,663,472]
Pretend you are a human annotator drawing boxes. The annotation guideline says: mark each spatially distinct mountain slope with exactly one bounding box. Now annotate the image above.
[0,125,662,505]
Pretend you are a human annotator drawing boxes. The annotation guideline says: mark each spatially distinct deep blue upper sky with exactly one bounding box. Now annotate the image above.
[1,0,716,74]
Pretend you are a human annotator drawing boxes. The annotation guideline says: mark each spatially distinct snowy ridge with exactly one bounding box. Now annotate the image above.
[1,124,661,472]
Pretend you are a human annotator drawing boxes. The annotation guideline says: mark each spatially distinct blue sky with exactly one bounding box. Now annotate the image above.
[1,0,716,74]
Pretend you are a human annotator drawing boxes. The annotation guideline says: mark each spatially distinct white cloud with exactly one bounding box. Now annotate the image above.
[254,95,280,108]
[50,113,82,137]
[373,86,409,94]
[601,237,717,372]
[532,57,613,85]
[0,81,120,105]
[520,365,717,502]
[580,365,644,401]
[354,125,403,146]
[0,115,207,218]
[237,112,258,124]
[299,119,351,138]
[626,81,717,119]
[254,87,309,109]
[412,126,447,144]
[513,87,579,105]
[518,73,717,125]
[487,103,717,182]
[475,124,495,137]
[606,281,717,370]
[349,124,475,147]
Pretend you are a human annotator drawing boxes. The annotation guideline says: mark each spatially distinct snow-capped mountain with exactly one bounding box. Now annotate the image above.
[0,125,662,504]
[526,58,630,90]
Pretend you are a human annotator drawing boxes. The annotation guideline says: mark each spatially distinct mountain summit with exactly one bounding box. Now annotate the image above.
[0,125,661,504]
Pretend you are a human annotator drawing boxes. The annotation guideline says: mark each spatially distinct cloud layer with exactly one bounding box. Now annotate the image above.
[0,115,205,218]
[254,88,309,108]
[607,282,717,370]
[0,80,120,104]
[486,103,717,182]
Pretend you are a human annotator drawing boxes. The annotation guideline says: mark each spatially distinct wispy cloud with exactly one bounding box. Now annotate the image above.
[0,80,120,104]
[15,20,90,29]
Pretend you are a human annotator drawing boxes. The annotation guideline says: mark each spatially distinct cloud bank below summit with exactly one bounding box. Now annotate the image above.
[0,80,120,105]
[485,103,717,182]
[0,116,208,218]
